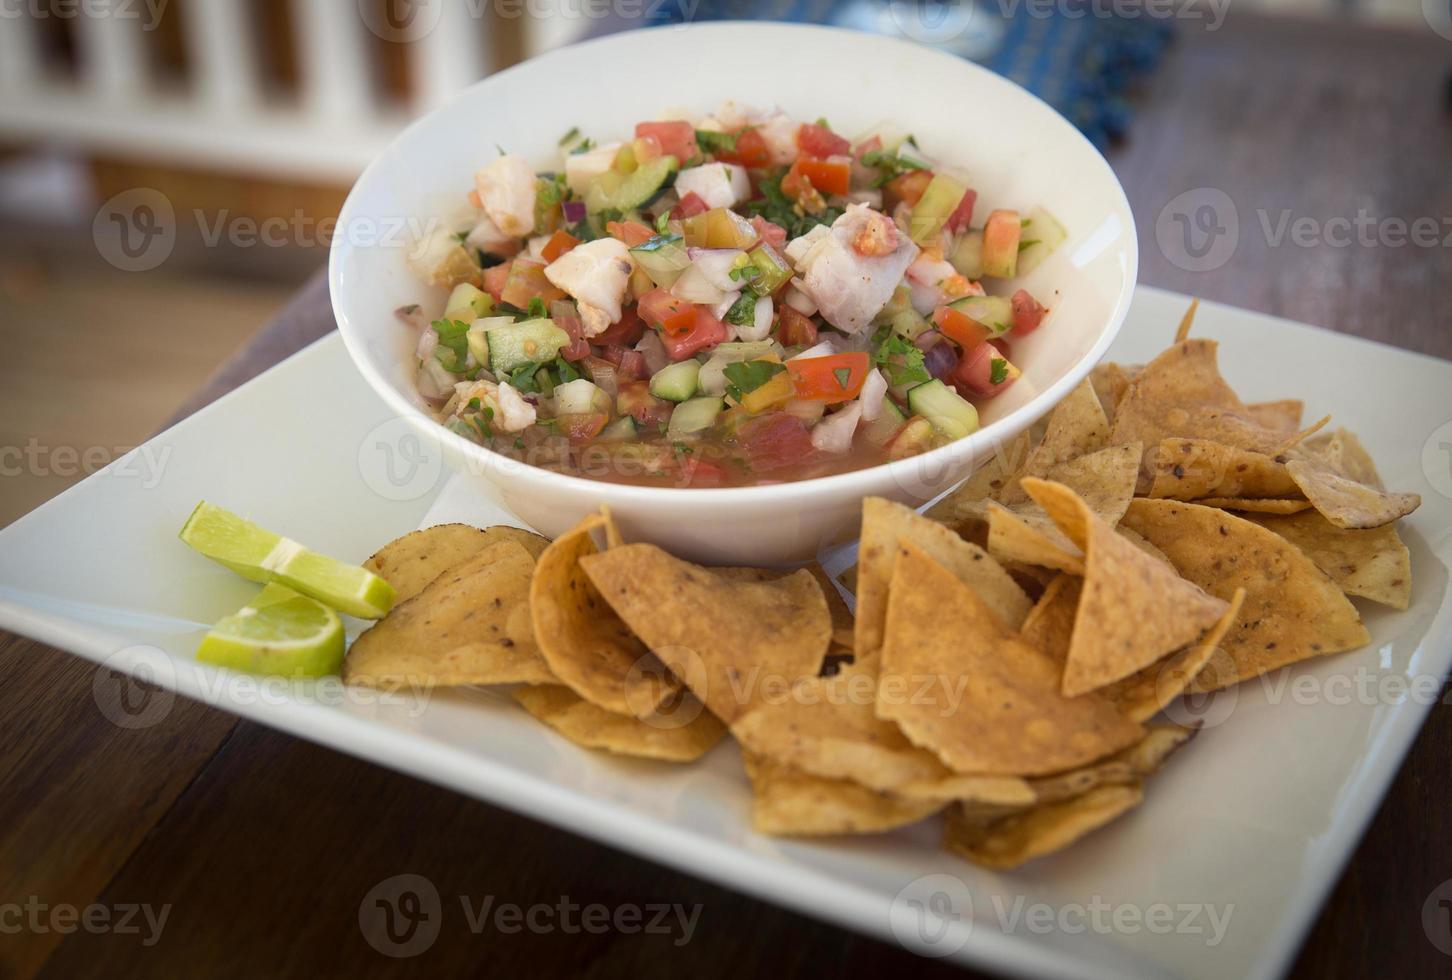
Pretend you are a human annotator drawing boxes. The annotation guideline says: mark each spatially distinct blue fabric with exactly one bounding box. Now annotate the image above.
[643,2,1172,147]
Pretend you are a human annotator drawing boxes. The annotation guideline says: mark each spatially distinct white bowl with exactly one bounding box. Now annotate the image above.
[330,22,1136,565]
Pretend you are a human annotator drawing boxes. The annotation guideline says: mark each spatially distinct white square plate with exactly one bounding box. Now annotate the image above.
[2,287,1448,980]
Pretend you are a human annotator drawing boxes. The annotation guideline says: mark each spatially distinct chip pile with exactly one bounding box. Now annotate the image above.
[341,302,1419,870]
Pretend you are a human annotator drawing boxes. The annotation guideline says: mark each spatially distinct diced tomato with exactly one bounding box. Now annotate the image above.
[714,127,770,168]
[736,413,816,472]
[945,189,978,233]
[606,219,656,248]
[594,305,645,347]
[500,258,564,308]
[776,305,818,348]
[884,169,934,210]
[634,121,697,163]
[638,287,696,337]
[557,412,608,446]
[540,229,579,263]
[554,313,590,362]
[662,306,727,361]
[797,122,851,159]
[933,305,990,351]
[482,262,510,302]
[951,342,1019,399]
[616,380,672,427]
[671,191,710,220]
[786,352,871,404]
[1010,289,1048,334]
[631,134,663,164]
[783,156,851,198]
[749,216,787,250]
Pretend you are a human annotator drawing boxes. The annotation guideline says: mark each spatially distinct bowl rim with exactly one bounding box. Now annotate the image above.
[330,20,1138,504]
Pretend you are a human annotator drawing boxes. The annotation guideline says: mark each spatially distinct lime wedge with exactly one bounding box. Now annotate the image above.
[197,583,345,677]
[179,501,395,619]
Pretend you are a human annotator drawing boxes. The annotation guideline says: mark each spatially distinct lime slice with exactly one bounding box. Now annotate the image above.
[197,584,345,677]
[179,501,395,619]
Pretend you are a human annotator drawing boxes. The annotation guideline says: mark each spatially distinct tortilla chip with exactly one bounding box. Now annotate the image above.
[1098,588,1245,720]
[731,665,962,790]
[944,783,1143,869]
[855,498,1031,669]
[1243,510,1411,609]
[1245,399,1303,432]
[1021,478,1229,697]
[1302,428,1384,488]
[926,430,1037,523]
[1195,497,1313,514]
[345,540,555,688]
[1284,455,1419,530]
[1089,363,1137,428]
[1030,726,1194,806]
[807,564,856,634]
[1018,574,1080,663]
[1146,439,1299,501]
[1173,298,1199,343]
[530,514,679,718]
[1000,379,1110,503]
[513,685,726,762]
[1110,340,1295,477]
[743,753,943,836]
[580,544,830,723]
[894,773,1037,806]
[983,443,1142,574]
[1117,527,1173,566]
[1120,499,1371,690]
[363,523,550,603]
[877,545,1143,776]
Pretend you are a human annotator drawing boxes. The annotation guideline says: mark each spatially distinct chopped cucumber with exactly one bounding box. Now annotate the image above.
[597,416,638,442]
[697,341,783,396]
[909,174,967,245]
[586,155,678,214]
[486,318,570,373]
[465,326,490,367]
[666,396,724,437]
[890,308,931,341]
[861,397,908,447]
[907,380,980,440]
[445,283,492,321]
[748,244,792,294]
[1015,206,1068,276]
[554,378,611,416]
[949,295,1013,336]
[630,234,691,287]
[949,230,984,280]
[649,360,700,402]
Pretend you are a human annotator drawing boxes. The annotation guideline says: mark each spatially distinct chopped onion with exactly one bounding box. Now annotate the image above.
[634,330,669,376]
[810,401,862,454]
[731,294,772,343]
[860,368,888,421]
[687,247,747,291]
[922,337,959,381]
[783,283,818,316]
[562,200,587,224]
[415,360,455,402]
[712,291,742,321]
[415,326,439,361]
[789,339,837,361]
[671,263,726,304]
[583,355,619,397]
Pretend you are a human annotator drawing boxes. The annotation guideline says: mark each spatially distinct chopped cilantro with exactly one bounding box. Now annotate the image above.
[631,232,682,254]
[729,264,761,283]
[1018,239,1040,252]
[989,358,1009,385]
[527,297,548,319]
[655,211,671,234]
[695,130,738,154]
[569,138,596,155]
[430,318,471,373]
[507,361,546,393]
[861,144,929,187]
[558,126,580,146]
[722,359,785,403]
[554,357,582,383]
[872,326,931,387]
[833,366,852,390]
[745,171,842,239]
[723,290,759,328]
[815,117,831,129]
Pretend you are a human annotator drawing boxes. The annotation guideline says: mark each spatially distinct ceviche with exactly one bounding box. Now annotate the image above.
[401,102,1064,487]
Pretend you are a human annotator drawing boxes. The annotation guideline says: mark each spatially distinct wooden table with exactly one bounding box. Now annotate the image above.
[4,12,1450,979]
